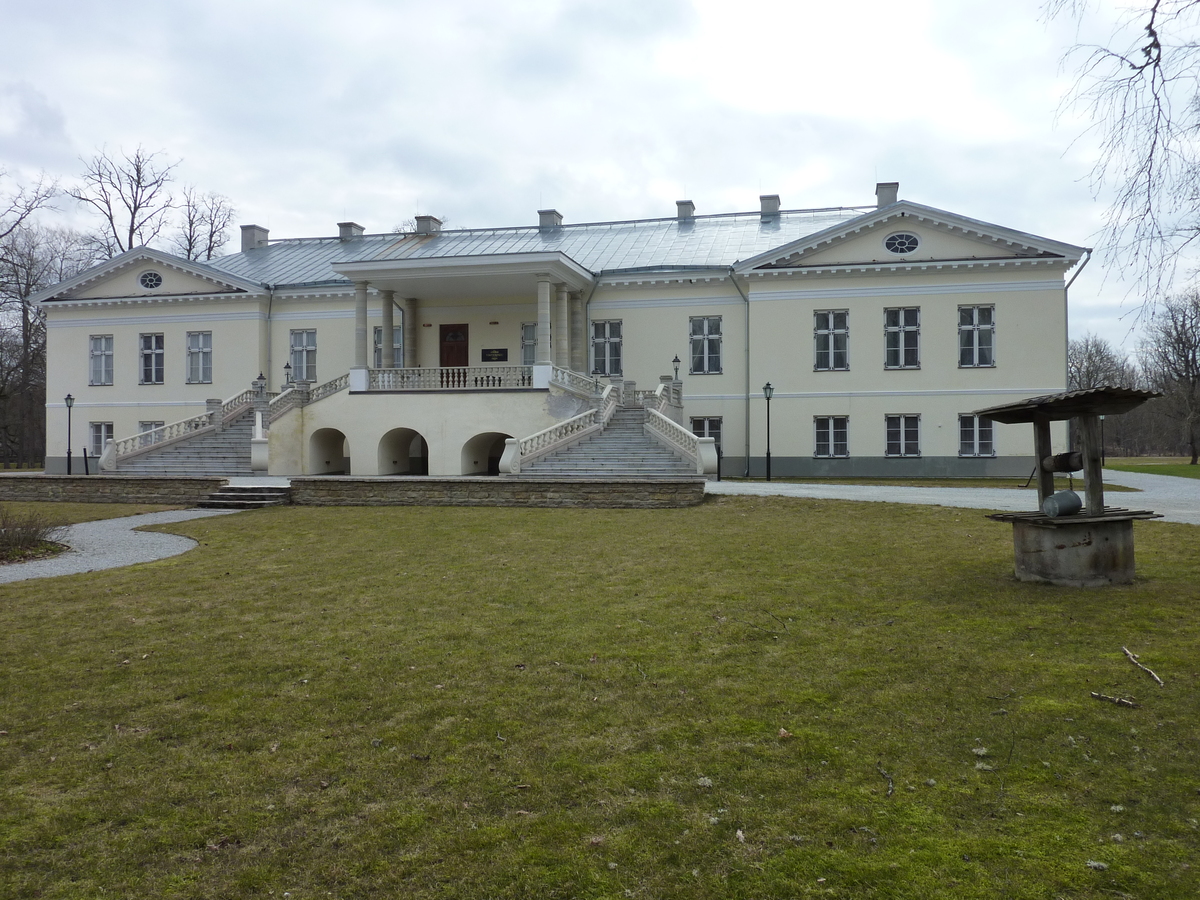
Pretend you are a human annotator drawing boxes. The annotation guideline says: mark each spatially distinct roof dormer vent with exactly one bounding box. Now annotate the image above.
[760,195,781,219]
[415,215,442,235]
[338,221,365,240]
[538,209,563,231]
[677,200,696,220]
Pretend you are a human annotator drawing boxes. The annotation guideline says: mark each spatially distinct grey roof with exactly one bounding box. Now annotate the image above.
[206,207,873,289]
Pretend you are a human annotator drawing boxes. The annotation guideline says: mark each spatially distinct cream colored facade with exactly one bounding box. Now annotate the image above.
[37,189,1084,477]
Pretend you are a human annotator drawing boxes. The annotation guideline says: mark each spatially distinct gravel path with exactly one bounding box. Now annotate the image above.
[0,508,237,585]
[705,468,1200,525]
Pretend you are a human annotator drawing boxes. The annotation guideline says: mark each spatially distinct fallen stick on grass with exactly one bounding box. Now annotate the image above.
[1122,646,1165,687]
[876,761,894,797]
[1090,691,1139,708]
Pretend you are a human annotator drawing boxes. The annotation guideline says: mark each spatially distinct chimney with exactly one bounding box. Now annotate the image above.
[875,182,899,207]
[240,224,269,252]
[415,215,442,235]
[338,221,365,240]
[538,209,563,231]
[676,200,695,220]
[760,194,781,218]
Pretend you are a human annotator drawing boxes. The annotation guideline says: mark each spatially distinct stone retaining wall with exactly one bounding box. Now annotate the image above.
[291,476,706,508]
[0,475,227,505]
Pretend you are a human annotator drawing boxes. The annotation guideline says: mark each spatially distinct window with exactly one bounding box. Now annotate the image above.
[814,416,849,457]
[959,305,995,367]
[186,331,212,383]
[885,414,921,457]
[592,320,622,376]
[691,416,722,452]
[89,335,113,385]
[885,307,920,368]
[884,232,920,254]
[959,415,995,457]
[689,316,722,374]
[814,310,849,371]
[521,322,537,366]
[373,326,404,368]
[89,422,114,457]
[139,333,164,384]
[138,421,165,448]
[290,329,317,382]
[138,270,163,289]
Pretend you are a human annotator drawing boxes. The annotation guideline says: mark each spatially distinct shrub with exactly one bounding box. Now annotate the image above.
[0,504,63,552]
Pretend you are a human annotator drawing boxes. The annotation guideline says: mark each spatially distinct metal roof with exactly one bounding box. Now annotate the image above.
[205,207,872,289]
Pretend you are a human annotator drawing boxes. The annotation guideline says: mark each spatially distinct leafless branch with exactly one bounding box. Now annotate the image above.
[67,147,179,256]
[0,170,56,244]
[1122,645,1166,686]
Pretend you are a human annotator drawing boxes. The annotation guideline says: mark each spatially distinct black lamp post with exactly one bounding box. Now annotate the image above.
[672,354,681,380]
[283,361,293,387]
[64,393,74,475]
[762,382,774,481]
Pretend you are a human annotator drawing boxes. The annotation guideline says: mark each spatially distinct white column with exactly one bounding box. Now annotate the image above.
[405,297,419,368]
[353,281,369,369]
[555,285,570,368]
[570,291,586,373]
[535,276,552,366]
[380,289,395,368]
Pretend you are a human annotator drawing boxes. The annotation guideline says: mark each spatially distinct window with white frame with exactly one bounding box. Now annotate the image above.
[89,422,114,457]
[89,335,113,385]
[958,305,995,367]
[689,316,722,373]
[290,329,317,382]
[814,310,849,371]
[959,415,995,457]
[884,307,920,368]
[373,326,404,368]
[691,416,722,452]
[592,320,622,376]
[885,414,921,457]
[138,421,165,448]
[139,333,165,384]
[521,322,537,366]
[186,331,212,384]
[814,416,849,457]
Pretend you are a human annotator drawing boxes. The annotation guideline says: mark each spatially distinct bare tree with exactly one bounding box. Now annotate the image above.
[172,186,236,261]
[1068,333,1138,389]
[0,225,98,465]
[1049,1,1200,306]
[0,169,56,246]
[1139,291,1200,462]
[67,147,179,256]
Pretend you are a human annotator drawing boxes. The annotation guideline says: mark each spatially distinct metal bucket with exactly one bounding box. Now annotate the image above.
[1042,489,1083,517]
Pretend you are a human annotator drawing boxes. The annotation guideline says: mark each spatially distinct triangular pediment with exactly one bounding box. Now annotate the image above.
[32,247,263,304]
[734,202,1087,273]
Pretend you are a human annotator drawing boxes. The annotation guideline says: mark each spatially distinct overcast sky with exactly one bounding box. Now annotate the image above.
[0,0,1150,352]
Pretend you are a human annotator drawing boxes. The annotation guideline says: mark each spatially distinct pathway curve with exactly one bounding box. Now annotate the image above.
[0,508,237,585]
[705,468,1200,525]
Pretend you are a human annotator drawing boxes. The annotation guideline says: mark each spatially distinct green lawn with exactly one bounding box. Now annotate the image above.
[723,476,1139,491]
[1105,458,1200,480]
[2,498,1197,899]
[0,502,183,526]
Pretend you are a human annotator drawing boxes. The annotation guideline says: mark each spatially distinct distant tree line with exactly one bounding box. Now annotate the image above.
[1068,292,1200,463]
[0,148,235,467]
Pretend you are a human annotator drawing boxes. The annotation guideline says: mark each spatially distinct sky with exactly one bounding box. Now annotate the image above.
[0,0,1155,355]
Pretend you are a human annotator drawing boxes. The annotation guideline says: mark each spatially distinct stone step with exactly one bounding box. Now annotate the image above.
[197,485,292,509]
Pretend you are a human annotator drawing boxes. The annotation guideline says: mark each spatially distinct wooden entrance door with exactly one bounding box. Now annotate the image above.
[439,324,469,367]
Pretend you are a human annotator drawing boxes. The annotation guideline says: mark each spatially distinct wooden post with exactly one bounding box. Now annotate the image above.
[1033,415,1055,509]
[1077,413,1105,516]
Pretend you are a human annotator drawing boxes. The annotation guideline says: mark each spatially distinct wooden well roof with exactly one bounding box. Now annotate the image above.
[973,386,1161,424]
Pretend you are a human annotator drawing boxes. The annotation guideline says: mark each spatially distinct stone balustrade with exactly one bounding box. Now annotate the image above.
[369,366,534,390]
[645,408,718,475]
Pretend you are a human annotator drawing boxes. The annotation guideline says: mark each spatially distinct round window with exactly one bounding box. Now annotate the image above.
[884,233,919,254]
[138,271,163,289]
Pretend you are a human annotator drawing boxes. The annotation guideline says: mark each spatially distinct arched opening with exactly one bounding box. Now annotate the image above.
[309,428,350,475]
[378,428,429,475]
[461,431,513,476]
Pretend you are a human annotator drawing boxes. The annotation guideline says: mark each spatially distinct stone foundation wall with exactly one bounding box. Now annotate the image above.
[0,475,227,505]
[291,476,706,508]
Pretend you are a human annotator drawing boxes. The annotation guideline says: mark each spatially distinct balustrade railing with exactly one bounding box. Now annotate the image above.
[370,366,534,390]
[267,387,305,423]
[645,407,717,475]
[550,366,600,397]
[309,373,349,402]
[110,411,214,459]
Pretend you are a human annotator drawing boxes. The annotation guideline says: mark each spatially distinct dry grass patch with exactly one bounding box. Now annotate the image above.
[1,497,1197,899]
